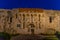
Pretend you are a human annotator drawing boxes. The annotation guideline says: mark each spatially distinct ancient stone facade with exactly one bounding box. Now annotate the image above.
[0,8,60,34]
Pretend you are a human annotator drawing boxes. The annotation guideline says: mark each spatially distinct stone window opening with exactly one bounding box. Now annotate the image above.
[10,17,12,23]
[23,14,25,29]
[17,24,21,28]
[49,16,52,23]
[16,13,17,18]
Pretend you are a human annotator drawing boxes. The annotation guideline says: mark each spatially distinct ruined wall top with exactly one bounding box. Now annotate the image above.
[12,8,60,13]
[0,8,60,14]
[13,8,44,13]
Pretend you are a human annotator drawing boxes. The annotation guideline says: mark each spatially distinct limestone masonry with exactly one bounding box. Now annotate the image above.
[0,8,60,34]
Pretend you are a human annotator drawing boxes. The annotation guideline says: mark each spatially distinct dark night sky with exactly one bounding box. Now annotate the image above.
[0,0,60,10]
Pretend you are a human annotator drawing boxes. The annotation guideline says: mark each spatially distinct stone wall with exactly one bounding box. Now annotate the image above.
[0,8,60,34]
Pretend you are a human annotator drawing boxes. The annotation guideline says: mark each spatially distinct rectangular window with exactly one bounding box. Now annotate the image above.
[39,14,40,21]
[16,13,17,18]
[10,17,12,23]
[23,14,25,29]
[17,24,21,27]
[49,16,52,23]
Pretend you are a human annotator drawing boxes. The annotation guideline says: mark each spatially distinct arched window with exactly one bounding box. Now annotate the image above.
[29,23,35,28]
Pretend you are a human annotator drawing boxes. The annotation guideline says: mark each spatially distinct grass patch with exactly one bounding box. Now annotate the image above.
[43,37,59,40]
[0,32,20,40]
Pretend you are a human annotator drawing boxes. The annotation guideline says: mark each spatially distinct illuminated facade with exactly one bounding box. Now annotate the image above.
[0,8,60,34]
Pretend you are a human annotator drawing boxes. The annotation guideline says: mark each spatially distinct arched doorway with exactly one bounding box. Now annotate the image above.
[28,23,35,35]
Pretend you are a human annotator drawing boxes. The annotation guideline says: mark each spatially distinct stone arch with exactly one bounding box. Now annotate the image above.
[28,23,35,34]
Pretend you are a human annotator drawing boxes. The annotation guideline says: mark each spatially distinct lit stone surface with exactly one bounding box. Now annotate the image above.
[0,8,60,34]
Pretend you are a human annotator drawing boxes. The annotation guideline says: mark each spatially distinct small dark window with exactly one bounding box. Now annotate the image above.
[23,14,25,20]
[31,14,33,17]
[23,14,25,17]
[49,16,52,23]
[16,13,17,18]
[27,14,29,16]
[17,24,21,27]
[10,17,12,23]
[39,14,40,21]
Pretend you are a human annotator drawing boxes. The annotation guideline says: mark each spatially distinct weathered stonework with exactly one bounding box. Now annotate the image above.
[0,8,60,34]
